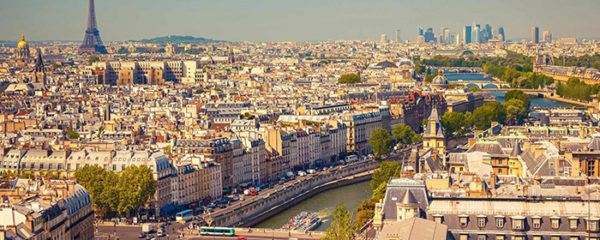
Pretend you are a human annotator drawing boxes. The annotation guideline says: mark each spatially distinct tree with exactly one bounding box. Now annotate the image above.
[370,161,400,190]
[323,203,354,240]
[392,124,420,146]
[471,102,505,130]
[337,73,362,84]
[88,55,100,65]
[504,99,528,125]
[504,90,530,109]
[75,166,108,211]
[441,112,470,137]
[368,128,393,158]
[117,165,156,215]
[66,130,79,139]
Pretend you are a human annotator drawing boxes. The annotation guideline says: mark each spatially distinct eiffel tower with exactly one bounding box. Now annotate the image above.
[78,0,107,54]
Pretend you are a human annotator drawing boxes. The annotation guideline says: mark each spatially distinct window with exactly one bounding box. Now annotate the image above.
[569,237,578,240]
[551,236,561,240]
[39,163,44,169]
[459,216,469,227]
[434,215,443,224]
[587,219,599,232]
[552,218,560,229]
[496,217,504,228]
[533,236,542,240]
[570,218,578,230]
[533,217,542,229]
[512,218,524,230]
[478,217,486,228]
[495,236,504,240]
[460,234,469,240]
[513,236,525,240]
[478,235,486,240]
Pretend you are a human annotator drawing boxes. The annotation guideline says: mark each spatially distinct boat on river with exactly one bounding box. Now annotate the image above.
[281,211,321,232]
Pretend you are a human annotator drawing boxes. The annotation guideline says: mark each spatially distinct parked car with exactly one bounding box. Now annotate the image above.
[138,233,146,238]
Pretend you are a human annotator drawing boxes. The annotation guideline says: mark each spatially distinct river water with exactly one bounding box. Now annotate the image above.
[447,74,572,108]
[254,181,372,231]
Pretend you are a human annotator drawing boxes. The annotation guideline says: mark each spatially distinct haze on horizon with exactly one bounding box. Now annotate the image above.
[1,0,599,42]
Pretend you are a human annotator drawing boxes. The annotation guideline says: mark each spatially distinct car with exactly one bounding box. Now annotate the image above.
[232,196,240,201]
[138,233,146,238]
[218,203,227,208]
[306,169,316,174]
[237,238,249,240]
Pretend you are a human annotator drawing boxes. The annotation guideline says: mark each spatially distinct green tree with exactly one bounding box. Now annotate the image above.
[370,161,400,190]
[368,128,393,158]
[392,124,420,146]
[337,73,362,84]
[66,130,79,139]
[75,165,108,211]
[441,112,470,137]
[322,203,354,240]
[471,102,505,130]
[195,89,205,94]
[98,171,120,216]
[504,99,528,125]
[88,55,100,65]
[504,90,530,109]
[117,165,156,215]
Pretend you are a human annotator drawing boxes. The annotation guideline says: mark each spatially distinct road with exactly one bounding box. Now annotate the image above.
[95,221,186,240]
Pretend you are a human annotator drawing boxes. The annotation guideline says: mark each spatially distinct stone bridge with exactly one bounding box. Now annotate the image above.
[452,81,511,89]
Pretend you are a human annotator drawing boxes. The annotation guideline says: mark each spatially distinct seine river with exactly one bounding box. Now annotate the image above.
[254,74,570,231]
[447,74,572,108]
[254,181,372,231]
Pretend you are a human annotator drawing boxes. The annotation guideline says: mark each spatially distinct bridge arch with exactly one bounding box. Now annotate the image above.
[482,83,499,89]
[466,83,480,89]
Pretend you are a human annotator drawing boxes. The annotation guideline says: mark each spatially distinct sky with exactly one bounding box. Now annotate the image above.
[1,0,599,42]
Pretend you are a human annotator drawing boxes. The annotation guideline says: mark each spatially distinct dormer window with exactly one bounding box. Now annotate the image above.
[495,216,505,228]
[532,216,542,229]
[433,214,443,224]
[587,218,599,232]
[569,217,578,230]
[477,215,487,228]
[459,215,469,227]
[551,217,560,229]
[512,216,525,230]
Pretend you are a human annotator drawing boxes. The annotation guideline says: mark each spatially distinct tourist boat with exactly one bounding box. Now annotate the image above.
[281,211,321,232]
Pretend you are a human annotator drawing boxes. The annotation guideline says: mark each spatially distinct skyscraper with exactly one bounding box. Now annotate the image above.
[531,26,539,44]
[424,28,436,43]
[380,33,387,43]
[542,30,552,43]
[444,29,450,44]
[78,0,107,54]
[418,27,424,36]
[463,26,472,44]
[472,25,480,44]
[439,27,448,44]
[498,27,505,42]
[485,24,492,40]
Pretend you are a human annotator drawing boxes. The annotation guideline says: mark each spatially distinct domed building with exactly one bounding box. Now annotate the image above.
[16,33,31,62]
[431,70,448,90]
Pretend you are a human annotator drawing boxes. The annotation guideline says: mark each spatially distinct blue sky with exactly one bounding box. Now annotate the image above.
[1,0,599,42]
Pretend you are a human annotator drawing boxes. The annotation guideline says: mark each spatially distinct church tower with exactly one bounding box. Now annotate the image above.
[422,107,446,158]
[32,49,46,84]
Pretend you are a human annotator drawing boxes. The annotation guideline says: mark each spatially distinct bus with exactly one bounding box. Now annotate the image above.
[199,227,235,236]
[175,209,194,222]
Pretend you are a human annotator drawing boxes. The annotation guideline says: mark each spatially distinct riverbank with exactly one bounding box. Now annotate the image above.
[201,160,378,227]
[245,173,372,228]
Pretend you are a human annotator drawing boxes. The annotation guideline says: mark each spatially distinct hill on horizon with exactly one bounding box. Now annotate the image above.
[134,35,226,44]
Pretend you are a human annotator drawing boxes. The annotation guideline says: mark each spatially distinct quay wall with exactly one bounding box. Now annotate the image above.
[206,160,378,227]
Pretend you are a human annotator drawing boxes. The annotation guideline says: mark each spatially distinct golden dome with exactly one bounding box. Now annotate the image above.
[17,33,28,48]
